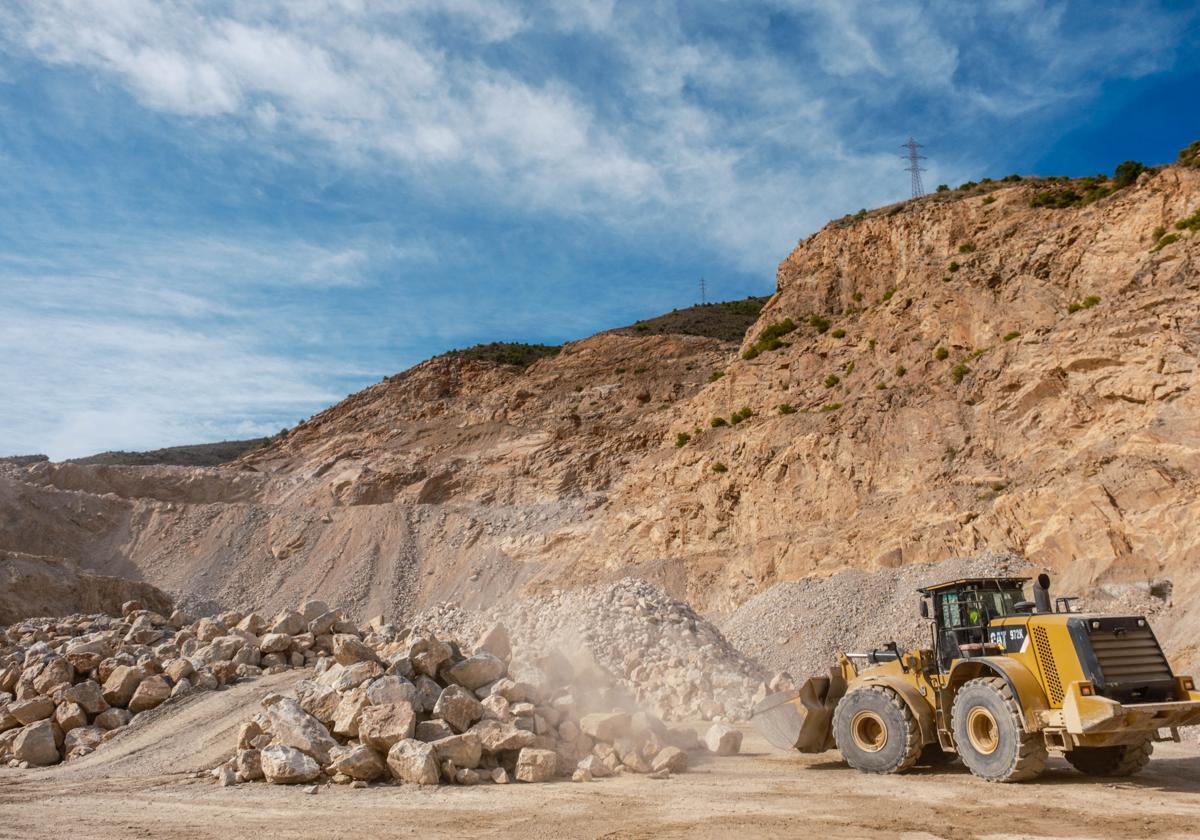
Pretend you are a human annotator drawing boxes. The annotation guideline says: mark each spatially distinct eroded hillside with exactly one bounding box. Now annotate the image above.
[1,162,1197,645]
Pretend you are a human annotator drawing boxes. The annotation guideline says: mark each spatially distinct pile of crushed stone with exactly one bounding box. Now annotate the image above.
[719,551,1035,678]
[408,578,767,722]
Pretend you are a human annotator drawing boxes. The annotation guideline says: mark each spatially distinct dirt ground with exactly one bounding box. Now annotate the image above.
[2,673,1199,840]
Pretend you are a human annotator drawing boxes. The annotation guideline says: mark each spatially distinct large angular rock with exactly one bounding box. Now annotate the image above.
[358,702,416,753]
[128,675,172,713]
[703,723,742,756]
[196,636,243,664]
[64,680,109,716]
[296,682,341,727]
[329,744,386,781]
[63,725,105,757]
[433,685,484,733]
[330,661,383,693]
[444,653,506,691]
[9,696,55,725]
[515,747,557,783]
[95,707,133,730]
[333,635,379,666]
[260,744,320,784]
[236,748,264,781]
[259,633,293,654]
[13,720,60,766]
[579,712,631,742]
[431,732,482,769]
[415,719,454,742]
[54,701,88,734]
[365,675,416,707]
[474,624,511,663]
[32,658,74,694]
[408,637,452,677]
[386,738,440,785]
[268,611,307,636]
[266,698,338,764]
[102,665,144,708]
[651,745,688,773]
[331,686,371,738]
[299,600,330,623]
[470,719,536,753]
[412,675,441,713]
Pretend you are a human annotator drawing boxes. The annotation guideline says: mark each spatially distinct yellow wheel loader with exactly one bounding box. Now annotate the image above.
[753,574,1200,782]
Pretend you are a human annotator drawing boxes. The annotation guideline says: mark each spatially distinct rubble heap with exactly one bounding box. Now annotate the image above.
[217,618,744,788]
[0,598,360,767]
[411,578,767,722]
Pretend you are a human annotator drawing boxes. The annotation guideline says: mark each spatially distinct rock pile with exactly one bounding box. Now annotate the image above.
[0,597,359,767]
[409,578,767,722]
[218,620,741,788]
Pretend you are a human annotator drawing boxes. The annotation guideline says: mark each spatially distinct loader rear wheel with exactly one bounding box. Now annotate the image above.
[951,677,1046,782]
[1065,738,1153,777]
[833,686,921,774]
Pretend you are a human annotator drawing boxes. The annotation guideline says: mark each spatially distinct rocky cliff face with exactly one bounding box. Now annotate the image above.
[2,164,1197,652]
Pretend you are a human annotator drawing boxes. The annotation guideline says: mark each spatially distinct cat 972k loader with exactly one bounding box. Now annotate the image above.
[753,574,1200,782]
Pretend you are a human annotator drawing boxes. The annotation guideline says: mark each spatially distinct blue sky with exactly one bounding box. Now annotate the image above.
[1,1,1197,459]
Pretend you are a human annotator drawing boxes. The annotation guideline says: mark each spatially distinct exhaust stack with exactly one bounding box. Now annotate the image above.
[1034,573,1052,613]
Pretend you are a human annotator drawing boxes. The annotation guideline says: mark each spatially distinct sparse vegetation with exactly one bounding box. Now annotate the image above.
[619,296,770,342]
[634,366,648,374]
[730,407,754,425]
[709,370,725,382]
[831,328,846,339]
[710,416,728,428]
[845,360,855,374]
[444,342,561,368]
[711,462,728,473]
[1175,208,1200,232]
[936,184,949,192]
[1150,234,1180,253]
[875,383,886,390]
[778,403,796,415]
[675,432,691,448]
[743,318,798,359]
[894,365,907,377]
[1112,160,1146,188]
[868,339,876,351]
[881,287,896,302]
[934,347,949,360]
[1031,161,1147,210]
[820,402,843,412]
[1180,139,1200,169]
[615,367,627,374]
[981,196,996,205]
[951,363,971,384]
[1067,295,1101,314]
[824,374,840,388]
[809,315,831,334]
[1003,331,1020,342]
[958,243,976,254]
[948,261,961,272]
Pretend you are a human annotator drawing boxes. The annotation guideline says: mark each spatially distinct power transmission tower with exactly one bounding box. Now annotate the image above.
[699,276,706,304]
[901,137,927,199]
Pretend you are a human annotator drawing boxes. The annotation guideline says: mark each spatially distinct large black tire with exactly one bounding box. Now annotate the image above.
[833,685,921,774]
[951,676,1047,782]
[1065,738,1153,777]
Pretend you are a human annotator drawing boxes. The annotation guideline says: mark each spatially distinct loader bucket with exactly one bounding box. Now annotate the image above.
[752,668,847,753]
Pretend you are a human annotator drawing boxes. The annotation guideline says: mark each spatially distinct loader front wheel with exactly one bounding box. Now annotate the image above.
[951,677,1046,782]
[833,686,921,774]
[1065,738,1153,777]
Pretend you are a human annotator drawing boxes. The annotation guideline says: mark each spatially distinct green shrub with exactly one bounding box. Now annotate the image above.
[948,261,961,272]
[831,328,846,339]
[712,462,728,473]
[868,339,876,351]
[634,366,648,374]
[730,407,754,425]
[875,383,886,390]
[958,181,978,191]
[675,432,691,448]
[1175,208,1200,232]
[981,196,996,205]
[820,402,842,412]
[615,367,627,374]
[1067,295,1101,313]
[934,347,949,360]
[894,365,907,377]
[709,370,725,382]
[852,291,863,302]
[1180,139,1200,169]
[936,184,949,192]
[778,403,796,415]
[1003,331,1020,342]
[951,363,970,384]
[710,417,728,428]
[1113,160,1146,188]
[635,324,649,332]
[824,374,840,388]
[881,287,896,302]
[845,360,855,374]
[744,319,798,358]
[809,315,831,333]
[1151,225,1166,241]
[1150,233,1180,253]
[958,243,976,254]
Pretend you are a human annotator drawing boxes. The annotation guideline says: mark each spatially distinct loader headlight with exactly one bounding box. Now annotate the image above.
[1091,620,1101,629]
[1183,677,1195,691]
[1137,619,1146,627]
[1079,683,1094,696]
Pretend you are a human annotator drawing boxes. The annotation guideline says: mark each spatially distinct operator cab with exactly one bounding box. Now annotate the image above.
[918,577,1029,670]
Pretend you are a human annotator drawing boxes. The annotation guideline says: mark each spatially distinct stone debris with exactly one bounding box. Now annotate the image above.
[409,578,766,722]
[214,619,733,789]
[0,598,358,767]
